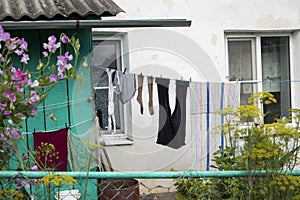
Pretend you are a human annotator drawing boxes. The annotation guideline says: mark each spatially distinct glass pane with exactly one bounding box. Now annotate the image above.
[228,39,257,112]
[261,37,290,123]
[228,40,254,81]
[95,89,121,130]
[91,40,122,131]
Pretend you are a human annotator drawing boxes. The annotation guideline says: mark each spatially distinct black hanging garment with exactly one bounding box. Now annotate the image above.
[156,78,189,149]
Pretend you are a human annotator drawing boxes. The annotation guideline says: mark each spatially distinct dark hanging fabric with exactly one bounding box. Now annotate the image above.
[97,109,104,129]
[136,74,144,114]
[147,76,154,115]
[33,128,68,171]
[156,78,189,149]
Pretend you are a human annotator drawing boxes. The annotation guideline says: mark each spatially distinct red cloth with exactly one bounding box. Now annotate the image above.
[33,128,68,171]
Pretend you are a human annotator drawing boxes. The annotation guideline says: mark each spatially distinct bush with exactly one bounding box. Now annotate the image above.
[175,92,300,199]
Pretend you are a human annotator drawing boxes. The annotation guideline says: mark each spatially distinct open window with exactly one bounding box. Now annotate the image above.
[91,32,133,145]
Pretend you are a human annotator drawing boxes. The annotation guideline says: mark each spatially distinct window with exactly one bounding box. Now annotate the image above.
[227,35,291,123]
[91,34,124,134]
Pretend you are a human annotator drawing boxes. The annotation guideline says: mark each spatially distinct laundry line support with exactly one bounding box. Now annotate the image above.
[2,170,300,179]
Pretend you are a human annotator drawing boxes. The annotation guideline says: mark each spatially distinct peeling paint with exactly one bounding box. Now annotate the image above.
[162,0,175,9]
[256,15,292,28]
[210,33,218,46]
[151,54,159,60]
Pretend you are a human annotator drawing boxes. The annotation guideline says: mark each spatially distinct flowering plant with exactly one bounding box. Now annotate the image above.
[0,25,80,171]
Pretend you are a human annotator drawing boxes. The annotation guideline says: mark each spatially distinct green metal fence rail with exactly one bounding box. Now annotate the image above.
[1,170,300,178]
[1,170,300,200]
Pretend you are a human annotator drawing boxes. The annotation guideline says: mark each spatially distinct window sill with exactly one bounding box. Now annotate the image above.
[100,130,133,146]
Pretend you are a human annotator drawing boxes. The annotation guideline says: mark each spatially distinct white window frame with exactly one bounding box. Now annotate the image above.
[225,32,292,123]
[92,31,133,145]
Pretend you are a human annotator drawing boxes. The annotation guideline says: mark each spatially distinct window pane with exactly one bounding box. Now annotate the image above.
[228,39,257,113]
[261,37,290,123]
[91,40,122,131]
[228,40,254,81]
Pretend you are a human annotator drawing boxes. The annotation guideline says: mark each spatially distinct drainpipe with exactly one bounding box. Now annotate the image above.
[0,19,191,30]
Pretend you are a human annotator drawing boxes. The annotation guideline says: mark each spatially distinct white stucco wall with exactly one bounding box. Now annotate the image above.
[94,0,300,172]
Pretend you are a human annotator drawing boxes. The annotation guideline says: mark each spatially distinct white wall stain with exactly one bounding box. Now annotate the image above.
[162,0,175,9]
[256,15,292,28]
[151,54,159,60]
[210,33,218,46]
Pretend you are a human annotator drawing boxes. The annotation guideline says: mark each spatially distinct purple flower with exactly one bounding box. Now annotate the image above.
[31,107,38,115]
[58,73,65,79]
[6,127,22,139]
[15,49,24,56]
[3,110,11,116]
[15,83,24,93]
[19,38,28,50]
[0,26,10,42]
[25,90,40,105]
[28,80,39,88]
[21,53,29,64]
[61,34,70,44]
[0,103,7,111]
[42,51,48,57]
[64,52,73,61]
[49,74,57,83]
[22,153,27,160]
[31,165,38,171]
[43,35,60,53]
[56,52,73,75]
[4,89,16,102]
[5,37,18,51]
[16,178,30,189]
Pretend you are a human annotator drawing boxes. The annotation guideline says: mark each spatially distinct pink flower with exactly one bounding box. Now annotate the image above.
[3,110,12,116]
[4,89,16,102]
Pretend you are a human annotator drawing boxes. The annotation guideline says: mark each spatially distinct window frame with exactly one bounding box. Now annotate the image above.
[91,31,133,144]
[225,32,293,123]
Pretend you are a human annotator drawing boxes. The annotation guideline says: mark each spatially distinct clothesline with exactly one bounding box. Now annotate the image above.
[91,65,192,83]
[36,97,92,111]
[92,65,300,84]
[21,117,95,135]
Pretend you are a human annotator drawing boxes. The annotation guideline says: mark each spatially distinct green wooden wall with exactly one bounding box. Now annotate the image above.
[9,28,97,198]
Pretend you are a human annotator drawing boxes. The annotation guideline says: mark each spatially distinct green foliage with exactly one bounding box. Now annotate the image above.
[175,92,300,199]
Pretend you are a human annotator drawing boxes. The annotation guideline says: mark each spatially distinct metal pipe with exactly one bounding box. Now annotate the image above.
[1,170,300,179]
[0,19,191,30]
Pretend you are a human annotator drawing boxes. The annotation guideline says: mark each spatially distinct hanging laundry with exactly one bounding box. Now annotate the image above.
[68,117,100,171]
[156,78,189,149]
[147,76,154,115]
[106,68,117,133]
[190,82,240,170]
[33,128,68,171]
[114,71,136,104]
[136,73,144,114]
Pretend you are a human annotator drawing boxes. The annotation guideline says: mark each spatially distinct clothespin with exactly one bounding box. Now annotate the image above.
[236,79,239,84]
[181,76,183,81]
[160,74,163,78]
[123,68,127,74]
[189,77,192,84]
